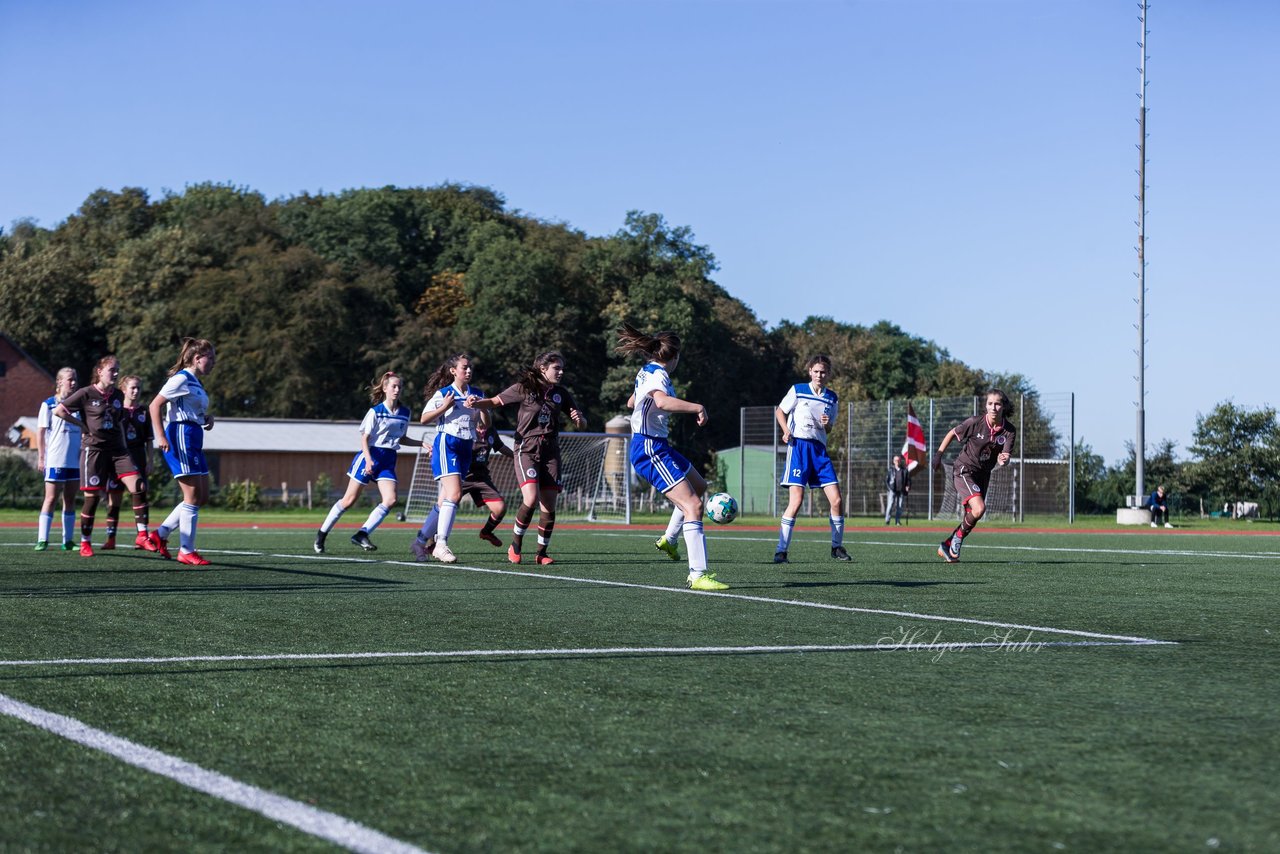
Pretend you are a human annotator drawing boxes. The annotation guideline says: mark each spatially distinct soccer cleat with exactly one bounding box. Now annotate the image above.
[177,551,211,567]
[478,529,503,547]
[34,541,48,551]
[79,540,94,558]
[687,573,729,592]
[536,554,555,566]
[313,530,327,554]
[938,537,960,563]
[949,537,963,560]
[101,536,117,550]
[654,536,680,561]
[1164,522,1173,529]
[152,534,173,560]
[410,537,431,562]
[62,541,75,551]
[1150,521,1157,528]
[432,541,457,563]
[507,545,521,565]
[351,530,377,552]
[135,531,159,553]
[773,551,789,564]
[831,545,852,562]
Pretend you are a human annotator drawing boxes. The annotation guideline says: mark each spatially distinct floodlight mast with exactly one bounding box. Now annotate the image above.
[1135,0,1149,503]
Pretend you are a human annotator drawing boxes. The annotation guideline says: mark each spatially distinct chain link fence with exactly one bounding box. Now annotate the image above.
[720,394,1075,522]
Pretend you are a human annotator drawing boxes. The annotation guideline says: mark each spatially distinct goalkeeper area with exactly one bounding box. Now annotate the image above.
[403,430,635,523]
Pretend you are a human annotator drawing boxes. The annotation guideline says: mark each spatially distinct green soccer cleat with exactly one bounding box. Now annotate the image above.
[655,536,680,561]
[34,541,48,551]
[687,573,729,592]
[61,541,75,551]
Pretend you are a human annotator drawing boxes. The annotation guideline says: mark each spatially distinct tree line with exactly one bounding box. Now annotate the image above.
[2,182,1271,516]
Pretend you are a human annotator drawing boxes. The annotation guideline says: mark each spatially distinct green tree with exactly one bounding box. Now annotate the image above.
[1186,402,1280,514]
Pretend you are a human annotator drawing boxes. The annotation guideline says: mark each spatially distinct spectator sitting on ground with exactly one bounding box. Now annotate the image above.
[1147,485,1172,528]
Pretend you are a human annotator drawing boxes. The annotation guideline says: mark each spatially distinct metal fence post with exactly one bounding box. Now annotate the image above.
[927,398,935,521]
[1018,393,1025,523]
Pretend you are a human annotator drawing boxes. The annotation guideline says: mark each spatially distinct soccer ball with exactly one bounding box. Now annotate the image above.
[705,492,739,525]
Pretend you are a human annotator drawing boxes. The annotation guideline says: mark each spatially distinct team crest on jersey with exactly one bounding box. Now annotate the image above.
[89,475,101,486]
[552,393,562,404]
[112,399,121,410]
[996,436,1006,446]
[526,467,537,479]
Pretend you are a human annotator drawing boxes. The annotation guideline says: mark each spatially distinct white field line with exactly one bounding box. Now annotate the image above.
[0,692,430,854]
[591,531,1280,561]
[174,550,1172,646]
[0,639,1168,670]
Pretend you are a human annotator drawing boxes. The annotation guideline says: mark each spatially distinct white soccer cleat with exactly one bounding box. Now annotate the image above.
[432,540,457,563]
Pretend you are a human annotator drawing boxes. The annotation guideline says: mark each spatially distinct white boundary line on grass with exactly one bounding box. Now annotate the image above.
[0,692,431,854]
[0,639,1167,669]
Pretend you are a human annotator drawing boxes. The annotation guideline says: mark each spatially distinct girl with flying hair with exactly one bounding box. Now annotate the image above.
[617,323,728,592]
[314,370,423,554]
[469,350,586,565]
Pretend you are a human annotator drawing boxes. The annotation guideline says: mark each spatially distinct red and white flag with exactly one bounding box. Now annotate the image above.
[901,403,927,472]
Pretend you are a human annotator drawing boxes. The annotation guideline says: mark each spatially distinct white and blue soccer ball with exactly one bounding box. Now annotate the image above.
[705,492,739,525]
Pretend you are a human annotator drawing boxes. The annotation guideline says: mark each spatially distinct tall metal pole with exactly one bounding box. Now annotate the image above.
[1135,0,1149,503]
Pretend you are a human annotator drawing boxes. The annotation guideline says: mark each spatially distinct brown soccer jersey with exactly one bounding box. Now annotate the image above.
[59,385,128,453]
[950,413,1016,476]
[493,382,578,445]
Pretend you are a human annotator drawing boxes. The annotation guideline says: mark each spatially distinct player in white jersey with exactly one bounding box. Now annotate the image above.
[409,354,483,563]
[315,371,424,554]
[772,355,851,564]
[617,323,729,592]
[149,338,217,566]
[34,367,81,550]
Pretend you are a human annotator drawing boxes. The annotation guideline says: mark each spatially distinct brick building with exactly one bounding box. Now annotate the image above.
[1,333,54,448]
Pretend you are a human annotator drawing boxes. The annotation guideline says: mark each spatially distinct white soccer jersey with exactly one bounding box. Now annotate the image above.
[359,402,413,449]
[158,369,210,426]
[37,396,82,468]
[424,384,481,440]
[778,382,838,445]
[631,362,674,438]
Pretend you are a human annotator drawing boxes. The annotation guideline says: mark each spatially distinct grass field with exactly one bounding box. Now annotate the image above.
[1,512,1277,852]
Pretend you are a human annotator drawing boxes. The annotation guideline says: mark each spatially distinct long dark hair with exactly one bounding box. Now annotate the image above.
[513,351,563,394]
[424,353,471,398]
[616,323,680,363]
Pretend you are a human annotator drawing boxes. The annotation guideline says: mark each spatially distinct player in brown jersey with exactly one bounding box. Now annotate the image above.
[931,389,1016,563]
[469,351,586,565]
[54,356,160,558]
[101,374,154,550]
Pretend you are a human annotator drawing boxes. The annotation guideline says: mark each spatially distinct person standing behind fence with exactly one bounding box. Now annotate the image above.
[314,371,423,555]
[773,355,852,564]
[885,454,910,526]
[149,338,217,567]
[932,389,1016,564]
[102,374,154,550]
[34,367,81,551]
[469,351,586,566]
[55,356,160,558]
[617,323,728,591]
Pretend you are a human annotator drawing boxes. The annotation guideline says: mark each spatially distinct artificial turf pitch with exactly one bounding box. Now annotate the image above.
[1,521,1277,852]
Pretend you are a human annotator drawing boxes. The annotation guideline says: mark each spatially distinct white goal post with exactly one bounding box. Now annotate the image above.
[403,431,632,524]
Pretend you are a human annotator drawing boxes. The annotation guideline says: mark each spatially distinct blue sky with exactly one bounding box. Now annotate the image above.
[2,0,1276,466]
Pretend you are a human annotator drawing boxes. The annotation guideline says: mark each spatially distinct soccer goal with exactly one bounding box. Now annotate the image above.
[403,431,633,524]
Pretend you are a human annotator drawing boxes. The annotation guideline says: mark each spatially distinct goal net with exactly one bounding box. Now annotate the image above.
[403,431,632,524]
